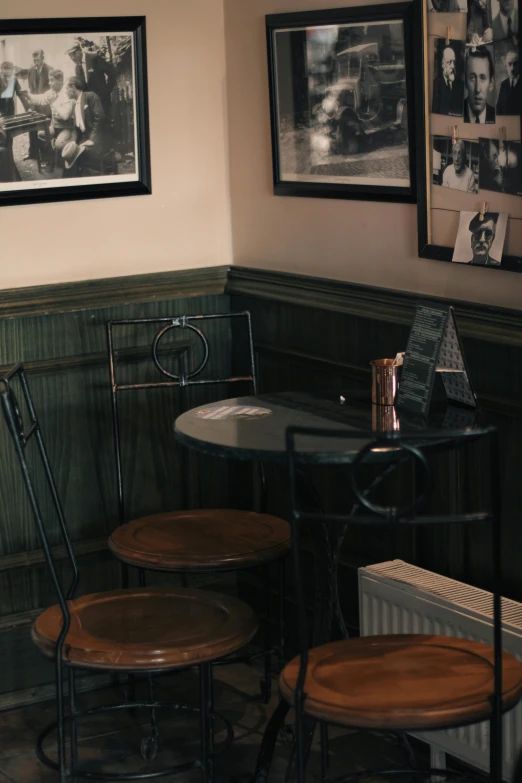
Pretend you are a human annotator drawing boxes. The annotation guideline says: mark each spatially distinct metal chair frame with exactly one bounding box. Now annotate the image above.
[285,424,503,783]
[106,312,286,696]
[0,363,238,782]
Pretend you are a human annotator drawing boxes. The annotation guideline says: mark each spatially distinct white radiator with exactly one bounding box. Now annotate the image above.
[358,559,522,782]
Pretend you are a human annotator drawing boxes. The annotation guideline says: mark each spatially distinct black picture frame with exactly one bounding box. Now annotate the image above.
[415,0,522,272]
[0,16,151,207]
[265,3,418,203]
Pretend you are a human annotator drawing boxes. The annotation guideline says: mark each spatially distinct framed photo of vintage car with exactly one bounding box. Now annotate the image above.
[415,0,522,272]
[265,3,418,203]
[0,16,151,207]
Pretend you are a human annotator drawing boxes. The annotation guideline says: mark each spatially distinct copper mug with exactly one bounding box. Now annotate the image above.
[370,358,400,406]
[372,404,400,432]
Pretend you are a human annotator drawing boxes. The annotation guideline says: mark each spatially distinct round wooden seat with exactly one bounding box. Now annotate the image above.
[32,587,258,671]
[279,634,522,731]
[108,509,291,572]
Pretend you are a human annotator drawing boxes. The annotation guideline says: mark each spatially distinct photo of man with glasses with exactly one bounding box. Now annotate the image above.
[468,212,500,264]
[453,210,508,265]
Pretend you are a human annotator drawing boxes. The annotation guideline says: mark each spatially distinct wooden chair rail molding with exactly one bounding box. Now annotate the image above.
[0,266,229,319]
[226,267,522,349]
[0,264,521,346]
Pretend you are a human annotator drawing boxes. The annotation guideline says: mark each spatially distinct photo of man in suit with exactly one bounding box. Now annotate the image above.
[492,0,518,39]
[496,46,520,113]
[433,40,465,116]
[62,76,107,175]
[26,49,53,161]
[467,0,494,41]
[28,49,52,96]
[464,46,496,122]
[66,43,116,118]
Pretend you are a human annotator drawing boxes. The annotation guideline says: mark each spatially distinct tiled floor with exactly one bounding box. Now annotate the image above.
[0,662,425,782]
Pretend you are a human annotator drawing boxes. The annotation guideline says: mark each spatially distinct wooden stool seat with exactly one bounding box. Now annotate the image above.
[32,587,258,671]
[108,509,291,572]
[280,634,522,731]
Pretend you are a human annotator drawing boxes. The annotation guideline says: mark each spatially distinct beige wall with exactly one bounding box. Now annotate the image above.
[0,0,231,290]
[224,0,522,308]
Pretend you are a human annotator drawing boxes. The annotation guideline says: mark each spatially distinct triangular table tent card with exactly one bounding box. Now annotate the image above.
[396,301,477,417]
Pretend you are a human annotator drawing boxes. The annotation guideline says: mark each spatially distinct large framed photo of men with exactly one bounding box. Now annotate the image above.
[265,3,418,203]
[0,16,151,207]
[415,0,522,272]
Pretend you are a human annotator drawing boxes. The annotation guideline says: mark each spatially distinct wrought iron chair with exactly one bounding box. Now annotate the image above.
[281,425,522,783]
[106,312,290,699]
[0,364,258,783]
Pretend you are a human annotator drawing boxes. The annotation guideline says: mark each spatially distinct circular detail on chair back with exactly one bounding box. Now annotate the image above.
[350,438,433,521]
[152,320,210,381]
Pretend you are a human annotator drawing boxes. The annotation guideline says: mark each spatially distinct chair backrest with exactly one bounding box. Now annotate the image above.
[285,424,502,730]
[106,311,258,525]
[0,364,77,647]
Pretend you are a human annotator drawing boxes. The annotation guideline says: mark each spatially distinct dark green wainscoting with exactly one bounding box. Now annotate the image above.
[226,267,522,652]
[2,263,522,706]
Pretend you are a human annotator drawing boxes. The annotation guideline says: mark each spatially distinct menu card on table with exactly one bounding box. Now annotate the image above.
[396,301,477,418]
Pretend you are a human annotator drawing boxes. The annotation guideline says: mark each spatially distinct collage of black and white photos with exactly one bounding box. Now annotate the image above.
[431,0,520,266]
[432,36,519,123]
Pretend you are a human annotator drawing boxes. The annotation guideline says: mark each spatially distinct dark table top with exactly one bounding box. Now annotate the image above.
[174,390,481,464]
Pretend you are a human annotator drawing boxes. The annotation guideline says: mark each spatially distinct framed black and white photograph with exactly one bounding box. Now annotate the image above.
[452,210,508,264]
[432,39,465,116]
[491,0,519,40]
[265,3,418,203]
[464,44,496,123]
[479,138,522,194]
[466,0,493,43]
[495,40,520,114]
[0,16,150,207]
[433,136,479,192]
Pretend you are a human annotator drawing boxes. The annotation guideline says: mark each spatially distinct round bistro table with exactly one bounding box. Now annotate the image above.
[174,389,480,464]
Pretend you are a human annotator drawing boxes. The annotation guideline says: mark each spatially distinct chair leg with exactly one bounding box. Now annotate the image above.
[278,558,286,672]
[261,564,272,703]
[199,662,214,783]
[320,722,329,782]
[141,674,159,761]
[55,659,68,783]
[490,711,502,783]
[138,568,146,587]
[294,695,306,783]
[291,709,316,783]
[121,561,129,589]
[253,699,291,783]
[69,668,78,782]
